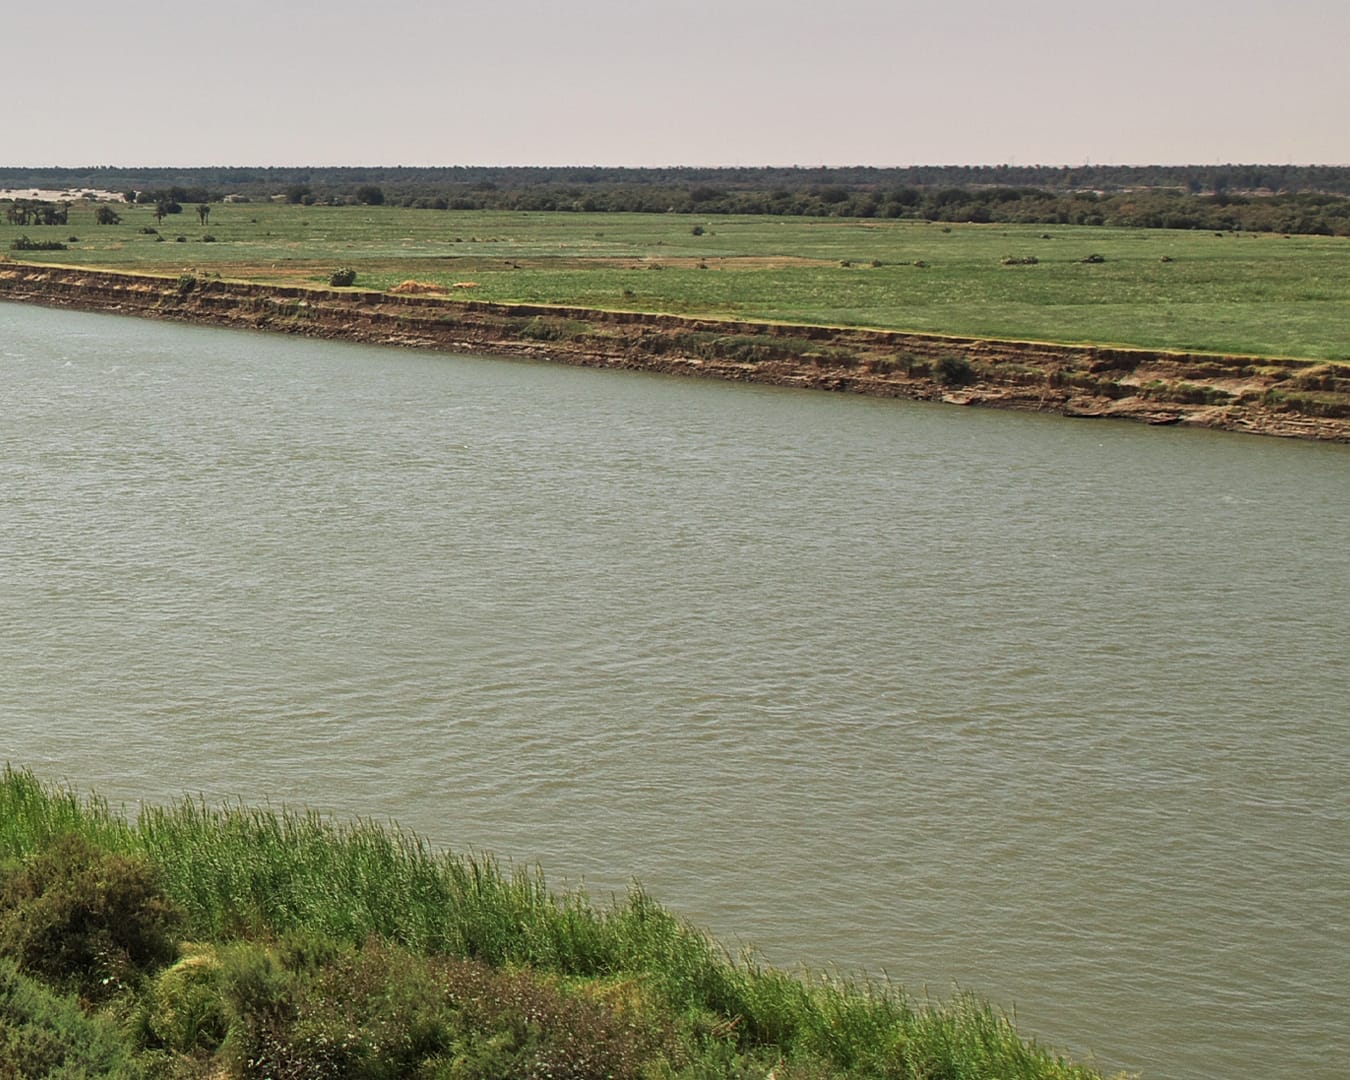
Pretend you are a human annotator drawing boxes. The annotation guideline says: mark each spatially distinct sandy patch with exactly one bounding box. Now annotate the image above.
[0,188,125,202]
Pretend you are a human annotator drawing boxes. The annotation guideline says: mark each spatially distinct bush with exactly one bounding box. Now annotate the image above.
[140,944,228,1055]
[934,354,976,386]
[232,942,673,1080]
[175,274,197,296]
[9,236,67,251]
[512,315,586,341]
[1081,252,1106,263]
[328,267,357,287]
[0,957,141,1078]
[0,834,180,1001]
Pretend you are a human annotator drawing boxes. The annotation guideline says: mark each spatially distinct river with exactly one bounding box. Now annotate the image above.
[2,301,1347,1079]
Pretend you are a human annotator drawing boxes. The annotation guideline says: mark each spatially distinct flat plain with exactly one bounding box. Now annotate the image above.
[5,201,1350,361]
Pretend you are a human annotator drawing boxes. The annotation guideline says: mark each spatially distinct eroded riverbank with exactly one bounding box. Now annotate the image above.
[3,262,1347,440]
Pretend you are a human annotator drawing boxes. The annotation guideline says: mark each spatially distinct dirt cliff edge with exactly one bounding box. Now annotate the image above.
[3,263,1347,441]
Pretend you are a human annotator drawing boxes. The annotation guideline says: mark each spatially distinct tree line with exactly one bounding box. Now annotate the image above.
[4,165,1350,236]
[6,163,1350,195]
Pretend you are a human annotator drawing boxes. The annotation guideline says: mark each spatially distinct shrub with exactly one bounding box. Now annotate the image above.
[690,225,704,236]
[218,942,294,1028]
[9,236,67,251]
[0,957,141,1078]
[512,316,586,341]
[0,833,180,1001]
[1001,255,1039,265]
[201,235,216,243]
[141,944,228,1055]
[175,274,197,296]
[1081,252,1106,263]
[95,206,121,226]
[934,354,976,386]
[328,267,357,287]
[237,943,674,1080]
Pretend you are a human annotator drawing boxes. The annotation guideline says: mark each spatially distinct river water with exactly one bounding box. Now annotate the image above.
[2,301,1346,1079]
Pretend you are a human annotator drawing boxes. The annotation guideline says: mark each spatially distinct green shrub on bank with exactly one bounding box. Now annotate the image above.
[0,957,144,1078]
[934,354,976,386]
[136,943,229,1056]
[0,833,180,1002]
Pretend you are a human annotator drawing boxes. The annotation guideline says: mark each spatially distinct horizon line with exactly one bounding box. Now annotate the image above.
[4,161,1350,172]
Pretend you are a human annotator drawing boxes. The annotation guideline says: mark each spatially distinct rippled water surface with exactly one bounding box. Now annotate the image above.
[2,302,1347,1079]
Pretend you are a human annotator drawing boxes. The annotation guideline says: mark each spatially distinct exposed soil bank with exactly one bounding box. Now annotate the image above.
[3,263,1348,441]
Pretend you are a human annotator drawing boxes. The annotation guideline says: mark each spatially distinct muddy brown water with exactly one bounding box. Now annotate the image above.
[3,301,1347,1079]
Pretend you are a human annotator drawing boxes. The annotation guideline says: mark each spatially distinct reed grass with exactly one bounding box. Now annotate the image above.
[0,767,1108,1078]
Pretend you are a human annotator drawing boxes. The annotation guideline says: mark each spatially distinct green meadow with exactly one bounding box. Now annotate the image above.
[5,201,1350,361]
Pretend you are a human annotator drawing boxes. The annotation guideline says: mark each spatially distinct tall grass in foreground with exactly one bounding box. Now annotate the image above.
[0,767,1107,1078]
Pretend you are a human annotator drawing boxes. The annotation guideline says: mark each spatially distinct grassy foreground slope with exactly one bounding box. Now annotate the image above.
[4,201,1350,362]
[0,767,1112,1079]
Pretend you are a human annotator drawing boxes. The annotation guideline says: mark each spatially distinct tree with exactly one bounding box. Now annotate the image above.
[355,185,385,206]
[197,204,210,225]
[95,206,121,225]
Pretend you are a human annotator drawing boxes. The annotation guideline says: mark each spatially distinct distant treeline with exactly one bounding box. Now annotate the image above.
[4,164,1350,235]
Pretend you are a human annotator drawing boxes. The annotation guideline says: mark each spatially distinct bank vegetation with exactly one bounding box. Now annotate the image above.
[0,767,1114,1079]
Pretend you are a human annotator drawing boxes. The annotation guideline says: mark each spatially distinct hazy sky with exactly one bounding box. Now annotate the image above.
[9,0,1348,167]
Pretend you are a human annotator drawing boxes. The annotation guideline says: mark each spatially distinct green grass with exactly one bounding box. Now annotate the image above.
[5,201,1350,361]
[0,767,1111,1079]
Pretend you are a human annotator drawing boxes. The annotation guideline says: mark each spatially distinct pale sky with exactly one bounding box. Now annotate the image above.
[8,0,1348,168]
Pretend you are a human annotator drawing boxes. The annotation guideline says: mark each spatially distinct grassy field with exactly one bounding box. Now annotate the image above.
[0,768,1108,1079]
[5,201,1350,362]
